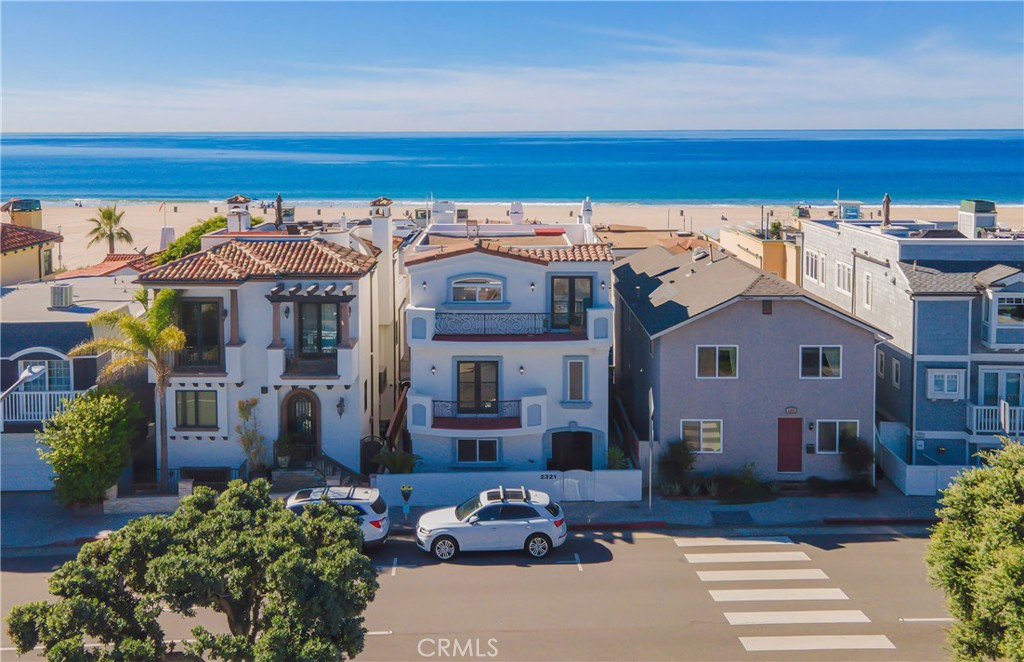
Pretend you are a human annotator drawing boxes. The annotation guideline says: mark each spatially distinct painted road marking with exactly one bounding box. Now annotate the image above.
[367,631,394,636]
[739,635,895,652]
[697,568,828,582]
[725,610,870,625]
[555,552,584,571]
[392,557,398,577]
[710,588,849,602]
[675,536,793,547]
[684,551,811,564]
[899,617,954,622]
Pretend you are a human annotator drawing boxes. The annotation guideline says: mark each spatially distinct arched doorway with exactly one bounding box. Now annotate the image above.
[282,391,319,465]
[550,431,594,471]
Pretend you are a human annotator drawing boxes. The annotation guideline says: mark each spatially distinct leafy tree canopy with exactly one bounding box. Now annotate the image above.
[926,439,1024,661]
[157,215,263,265]
[37,388,142,505]
[7,480,379,661]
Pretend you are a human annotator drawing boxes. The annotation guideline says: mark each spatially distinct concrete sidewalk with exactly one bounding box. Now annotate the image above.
[1,479,939,555]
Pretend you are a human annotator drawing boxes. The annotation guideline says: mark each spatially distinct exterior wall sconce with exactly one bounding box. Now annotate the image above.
[431,366,436,375]
[519,366,525,375]
[530,282,535,292]
[422,281,427,290]
[601,281,606,290]
[336,397,346,417]
[283,305,290,319]
[807,421,815,431]
[221,308,229,320]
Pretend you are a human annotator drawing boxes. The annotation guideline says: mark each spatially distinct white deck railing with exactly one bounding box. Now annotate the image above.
[2,391,85,423]
[969,403,1023,435]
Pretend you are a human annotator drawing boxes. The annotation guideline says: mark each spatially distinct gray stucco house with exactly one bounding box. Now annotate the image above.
[799,200,1023,470]
[613,245,886,482]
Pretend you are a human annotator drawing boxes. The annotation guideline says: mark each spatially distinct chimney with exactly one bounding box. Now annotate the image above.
[580,197,593,225]
[509,201,524,225]
[372,215,395,325]
[881,193,892,228]
[957,199,997,238]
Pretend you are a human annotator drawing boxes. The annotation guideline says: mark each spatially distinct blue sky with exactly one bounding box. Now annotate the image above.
[3,2,1022,131]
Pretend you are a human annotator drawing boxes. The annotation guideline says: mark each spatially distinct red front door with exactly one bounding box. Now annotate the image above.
[777,418,803,473]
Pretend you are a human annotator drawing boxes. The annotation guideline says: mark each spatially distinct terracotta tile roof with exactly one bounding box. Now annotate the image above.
[226,194,251,204]
[1,223,62,253]
[405,239,614,266]
[138,239,376,284]
[56,251,163,280]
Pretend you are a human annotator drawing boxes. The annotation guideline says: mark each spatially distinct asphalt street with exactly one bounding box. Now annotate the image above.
[2,526,950,661]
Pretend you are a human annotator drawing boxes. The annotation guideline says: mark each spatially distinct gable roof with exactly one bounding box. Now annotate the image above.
[1,223,62,253]
[56,251,162,279]
[614,245,878,339]
[405,239,614,267]
[898,260,1024,294]
[137,238,376,284]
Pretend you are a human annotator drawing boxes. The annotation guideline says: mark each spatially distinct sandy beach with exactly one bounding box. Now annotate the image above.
[27,201,1024,271]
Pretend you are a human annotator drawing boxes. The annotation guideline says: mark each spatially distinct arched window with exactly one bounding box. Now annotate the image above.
[451,277,503,302]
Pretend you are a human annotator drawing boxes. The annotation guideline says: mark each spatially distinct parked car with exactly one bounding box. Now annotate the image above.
[285,486,390,547]
[416,486,567,561]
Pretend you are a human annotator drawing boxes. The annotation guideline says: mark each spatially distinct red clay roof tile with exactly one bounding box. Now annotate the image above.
[1,223,63,253]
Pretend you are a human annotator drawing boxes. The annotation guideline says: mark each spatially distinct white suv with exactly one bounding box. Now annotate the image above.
[416,487,567,561]
[285,486,390,547]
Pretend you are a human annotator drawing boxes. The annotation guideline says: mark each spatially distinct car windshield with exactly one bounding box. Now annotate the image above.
[455,495,482,521]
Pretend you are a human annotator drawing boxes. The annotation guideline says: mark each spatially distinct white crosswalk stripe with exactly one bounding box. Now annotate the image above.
[674,536,793,547]
[739,635,896,651]
[684,551,811,564]
[710,588,848,602]
[725,610,870,625]
[697,569,829,582]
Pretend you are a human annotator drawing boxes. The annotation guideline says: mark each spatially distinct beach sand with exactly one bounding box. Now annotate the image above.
[29,201,1024,271]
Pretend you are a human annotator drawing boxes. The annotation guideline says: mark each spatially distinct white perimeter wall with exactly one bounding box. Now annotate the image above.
[1,432,54,491]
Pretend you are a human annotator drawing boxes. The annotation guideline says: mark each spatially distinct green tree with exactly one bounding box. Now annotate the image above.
[86,205,133,254]
[70,289,184,493]
[156,215,263,265]
[7,479,379,661]
[37,387,142,505]
[926,439,1024,661]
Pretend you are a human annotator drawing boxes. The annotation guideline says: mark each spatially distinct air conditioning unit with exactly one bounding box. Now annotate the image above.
[50,283,73,309]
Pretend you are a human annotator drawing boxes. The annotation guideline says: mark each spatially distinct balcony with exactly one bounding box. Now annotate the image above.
[431,400,522,430]
[267,340,358,386]
[284,349,338,377]
[969,402,1023,435]
[172,348,224,375]
[409,307,613,344]
[2,390,85,424]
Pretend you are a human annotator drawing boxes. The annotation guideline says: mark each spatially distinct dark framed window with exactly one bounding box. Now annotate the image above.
[800,346,842,378]
[697,346,738,378]
[179,300,222,367]
[298,302,339,357]
[551,276,592,329]
[175,390,217,428]
[500,505,539,520]
[457,361,498,414]
[457,438,498,463]
[42,249,53,275]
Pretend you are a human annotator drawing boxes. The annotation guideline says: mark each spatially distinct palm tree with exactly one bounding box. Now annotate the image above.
[86,205,133,254]
[70,289,184,492]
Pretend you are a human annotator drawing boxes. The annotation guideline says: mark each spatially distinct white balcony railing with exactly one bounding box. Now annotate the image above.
[2,390,85,423]
[969,403,1024,435]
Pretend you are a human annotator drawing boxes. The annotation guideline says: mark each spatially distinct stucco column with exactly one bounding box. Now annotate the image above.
[270,301,284,348]
[228,289,241,346]
[340,302,351,347]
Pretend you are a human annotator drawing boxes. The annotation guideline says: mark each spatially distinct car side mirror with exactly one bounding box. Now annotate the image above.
[468,515,479,524]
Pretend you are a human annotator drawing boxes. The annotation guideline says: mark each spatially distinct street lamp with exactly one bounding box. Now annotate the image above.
[0,364,47,402]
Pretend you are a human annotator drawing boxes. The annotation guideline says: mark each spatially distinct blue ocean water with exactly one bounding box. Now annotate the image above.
[1,131,1021,204]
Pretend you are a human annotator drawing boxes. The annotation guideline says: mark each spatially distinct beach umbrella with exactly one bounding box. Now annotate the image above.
[882,193,891,227]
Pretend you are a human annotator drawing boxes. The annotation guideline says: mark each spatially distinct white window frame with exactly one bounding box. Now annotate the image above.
[892,358,901,388]
[695,345,739,379]
[17,358,73,392]
[876,349,885,378]
[815,420,859,454]
[456,438,499,464]
[804,250,820,284]
[565,358,587,403]
[995,295,1024,328]
[450,277,504,303]
[863,272,872,309]
[927,369,965,400]
[835,262,852,295]
[799,345,842,379]
[680,419,723,454]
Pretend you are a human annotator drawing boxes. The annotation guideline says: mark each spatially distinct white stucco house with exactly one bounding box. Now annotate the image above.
[402,200,616,472]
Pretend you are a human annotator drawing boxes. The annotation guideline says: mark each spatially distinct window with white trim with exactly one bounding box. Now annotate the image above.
[927,370,965,400]
[696,345,738,378]
[456,438,498,463]
[863,272,872,309]
[892,358,901,388]
[876,349,885,378]
[681,420,723,453]
[175,390,218,428]
[835,262,852,295]
[997,296,1024,326]
[804,251,820,284]
[451,277,503,302]
[17,359,72,392]
[566,358,587,402]
[816,420,858,454]
[800,346,842,378]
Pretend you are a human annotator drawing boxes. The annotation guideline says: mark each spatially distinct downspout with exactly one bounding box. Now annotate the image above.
[911,297,918,465]
[871,336,885,487]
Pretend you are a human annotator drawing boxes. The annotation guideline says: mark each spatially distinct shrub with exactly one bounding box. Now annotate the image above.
[607,446,629,470]
[705,479,720,498]
[686,480,703,497]
[235,398,268,471]
[658,480,682,497]
[155,215,264,265]
[841,436,875,477]
[658,440,695,484]
[373,449,421,474]
[37,388,142,505]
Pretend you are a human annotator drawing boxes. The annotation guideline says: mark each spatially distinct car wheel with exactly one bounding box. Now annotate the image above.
[432,536,458,561]
[525,534,551,559]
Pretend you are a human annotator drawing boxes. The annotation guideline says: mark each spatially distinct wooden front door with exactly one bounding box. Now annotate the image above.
[777,418,803,473]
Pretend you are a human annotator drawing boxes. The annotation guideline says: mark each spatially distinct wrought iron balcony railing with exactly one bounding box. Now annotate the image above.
[434,312,585,336]
[432,399,521,418]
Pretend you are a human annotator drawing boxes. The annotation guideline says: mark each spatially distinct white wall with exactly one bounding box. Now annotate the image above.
[1,432,54,491]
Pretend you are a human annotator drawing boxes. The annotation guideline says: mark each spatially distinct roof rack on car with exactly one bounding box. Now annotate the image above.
[521,486,530,502]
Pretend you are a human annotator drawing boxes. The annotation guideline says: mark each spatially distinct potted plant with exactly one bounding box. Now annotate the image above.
[275,435,294,469]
